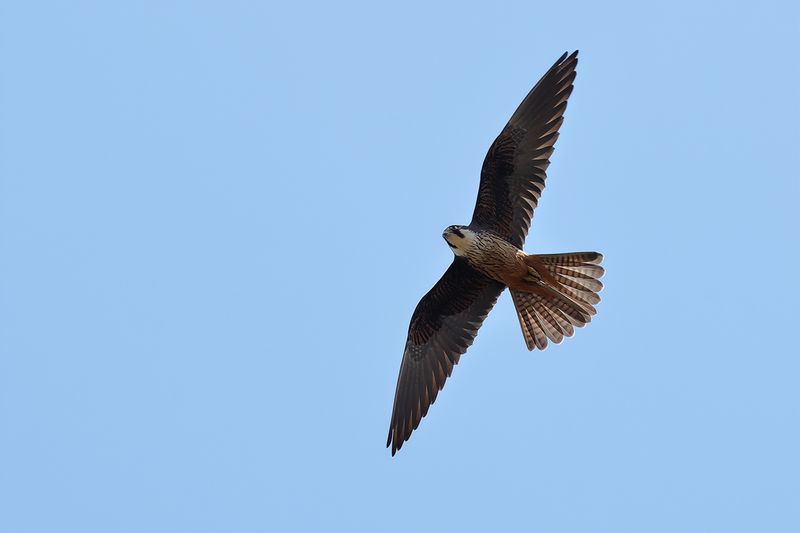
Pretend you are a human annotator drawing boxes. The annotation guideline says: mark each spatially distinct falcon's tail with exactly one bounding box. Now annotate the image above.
[510,252,604,351]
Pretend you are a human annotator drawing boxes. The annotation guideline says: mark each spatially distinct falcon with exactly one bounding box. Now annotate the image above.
[387,51,604,456]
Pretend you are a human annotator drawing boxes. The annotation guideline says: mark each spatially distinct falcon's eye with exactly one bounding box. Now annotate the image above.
[453,228,465,238]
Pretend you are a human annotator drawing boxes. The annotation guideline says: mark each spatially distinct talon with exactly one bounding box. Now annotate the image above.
[527,267,542,280]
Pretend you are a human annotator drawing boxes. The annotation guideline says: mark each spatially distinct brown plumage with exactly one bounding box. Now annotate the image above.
[387,51,604,456]
[511,252,604,351]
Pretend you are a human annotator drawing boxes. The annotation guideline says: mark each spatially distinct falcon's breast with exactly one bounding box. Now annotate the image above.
[462,230,525,285]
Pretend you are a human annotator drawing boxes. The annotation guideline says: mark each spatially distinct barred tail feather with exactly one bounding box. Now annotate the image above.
[512,252,604,351]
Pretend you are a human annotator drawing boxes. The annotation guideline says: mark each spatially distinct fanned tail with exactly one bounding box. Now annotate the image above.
[511,252,604,351]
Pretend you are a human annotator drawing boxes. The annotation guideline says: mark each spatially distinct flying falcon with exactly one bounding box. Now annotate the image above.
[387,51,604,455]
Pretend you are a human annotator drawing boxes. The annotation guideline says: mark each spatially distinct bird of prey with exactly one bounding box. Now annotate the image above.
[387,51,604,456]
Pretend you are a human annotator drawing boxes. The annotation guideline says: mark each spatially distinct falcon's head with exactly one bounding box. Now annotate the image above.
[443,225,474,257]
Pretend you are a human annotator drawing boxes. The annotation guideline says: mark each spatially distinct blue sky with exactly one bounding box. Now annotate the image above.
[1,1,798,531]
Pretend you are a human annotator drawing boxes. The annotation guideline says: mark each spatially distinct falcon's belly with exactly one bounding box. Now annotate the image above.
[463,231,527,286]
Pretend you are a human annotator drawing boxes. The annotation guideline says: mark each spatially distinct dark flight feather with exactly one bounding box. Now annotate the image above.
[471,51,579,248]
[386,259,504,455]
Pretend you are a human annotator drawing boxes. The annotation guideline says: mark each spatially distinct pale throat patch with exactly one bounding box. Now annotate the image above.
[447,229,476,257]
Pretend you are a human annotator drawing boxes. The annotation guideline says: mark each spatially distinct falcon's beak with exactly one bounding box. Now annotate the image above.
[443,231,457,249]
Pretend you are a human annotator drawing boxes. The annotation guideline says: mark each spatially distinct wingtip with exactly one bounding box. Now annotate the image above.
[387,428,401,456]
[558,49,578,59]
[389,438,400,456]
[555,50,579,70]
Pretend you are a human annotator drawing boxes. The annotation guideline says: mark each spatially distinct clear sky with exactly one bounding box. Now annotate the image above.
[1,1,798,532]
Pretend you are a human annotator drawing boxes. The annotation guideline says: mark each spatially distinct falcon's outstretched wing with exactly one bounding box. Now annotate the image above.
[387,259,505,455]
[471,50,579,248]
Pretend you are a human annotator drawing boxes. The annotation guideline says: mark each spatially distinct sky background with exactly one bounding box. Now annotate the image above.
[1,1,799,532]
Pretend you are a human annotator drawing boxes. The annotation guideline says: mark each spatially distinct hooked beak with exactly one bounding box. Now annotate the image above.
[443,231,457,249]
